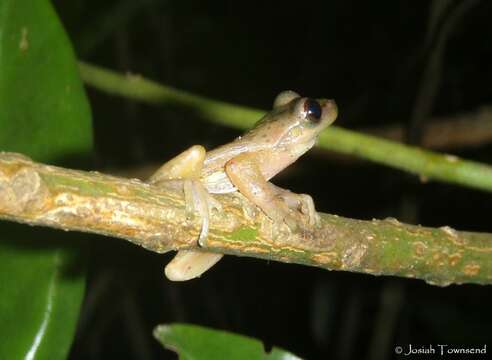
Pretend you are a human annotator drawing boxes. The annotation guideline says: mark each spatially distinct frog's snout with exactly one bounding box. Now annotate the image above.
[321,99,338,124]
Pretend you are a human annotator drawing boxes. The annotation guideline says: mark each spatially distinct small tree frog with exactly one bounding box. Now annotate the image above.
[149,91,338,281]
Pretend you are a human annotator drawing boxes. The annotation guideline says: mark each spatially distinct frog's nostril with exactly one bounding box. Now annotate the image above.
[322,99,338,116]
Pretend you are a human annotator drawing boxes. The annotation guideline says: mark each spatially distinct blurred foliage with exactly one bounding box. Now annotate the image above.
[0,0,93,358]
[154,323,301,359]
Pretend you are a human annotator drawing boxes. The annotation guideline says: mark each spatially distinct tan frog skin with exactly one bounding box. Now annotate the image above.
[149,91,338,281]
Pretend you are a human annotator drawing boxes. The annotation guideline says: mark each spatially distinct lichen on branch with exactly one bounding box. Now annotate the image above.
[0,152,491,286]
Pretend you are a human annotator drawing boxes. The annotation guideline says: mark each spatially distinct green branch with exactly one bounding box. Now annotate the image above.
[0,152,491,286]
[79,61,492,193]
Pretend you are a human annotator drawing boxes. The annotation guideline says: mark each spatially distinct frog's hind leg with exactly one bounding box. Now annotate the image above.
[149,145,223,281]
[183,179,208,244]
[164,249,223,282]
[149,145,206,184]
[183,179,222,246]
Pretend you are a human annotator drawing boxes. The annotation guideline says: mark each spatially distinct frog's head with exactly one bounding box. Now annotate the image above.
[260,90,338,152]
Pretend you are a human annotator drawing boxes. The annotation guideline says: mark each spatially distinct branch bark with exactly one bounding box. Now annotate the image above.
[1,152,491,286]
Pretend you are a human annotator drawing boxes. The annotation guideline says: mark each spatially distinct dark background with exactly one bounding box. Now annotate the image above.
[53,0,492,359]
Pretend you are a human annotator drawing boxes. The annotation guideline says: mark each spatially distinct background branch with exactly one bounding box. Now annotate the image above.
[366,106,492,150]
[1,152,491,286]
[79,61,492,193]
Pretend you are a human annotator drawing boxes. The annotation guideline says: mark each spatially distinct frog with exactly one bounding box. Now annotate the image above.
[149,90,338,281]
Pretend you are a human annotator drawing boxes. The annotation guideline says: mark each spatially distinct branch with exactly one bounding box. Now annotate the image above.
[1,152,491,286]
[365,106,492,150]
[409,0,480,142]
[78,61,492,194]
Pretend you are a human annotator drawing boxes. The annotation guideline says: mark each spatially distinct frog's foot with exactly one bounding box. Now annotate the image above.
[165,250,223,281]
[266,187,320,231]
[255,197,302,232]
[278,191,320,226]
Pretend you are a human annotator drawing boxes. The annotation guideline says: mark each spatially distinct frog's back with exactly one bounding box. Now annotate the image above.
[200,104,299,193]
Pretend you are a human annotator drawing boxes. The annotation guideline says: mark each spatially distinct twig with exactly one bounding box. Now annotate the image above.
[365,106,492,150]
[78,61,492,193]
[1,152,491,286]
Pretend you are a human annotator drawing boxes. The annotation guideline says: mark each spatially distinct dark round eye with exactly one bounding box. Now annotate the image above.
[304,99,322,123]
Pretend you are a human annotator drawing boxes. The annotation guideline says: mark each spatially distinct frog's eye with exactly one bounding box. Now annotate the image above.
[304,99,322,123]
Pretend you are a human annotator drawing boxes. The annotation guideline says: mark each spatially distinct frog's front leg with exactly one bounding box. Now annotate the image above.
[149,145,223,281]
[225,153,319,229]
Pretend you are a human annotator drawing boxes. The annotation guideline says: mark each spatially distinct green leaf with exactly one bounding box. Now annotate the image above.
[0,0,92,161]
[0,0,93,359]
[154,323,303,360]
